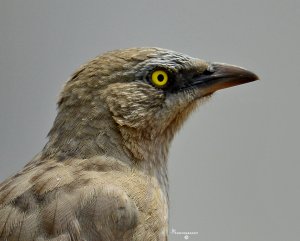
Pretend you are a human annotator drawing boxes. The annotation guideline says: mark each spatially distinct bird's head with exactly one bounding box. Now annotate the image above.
[51,48,258,164]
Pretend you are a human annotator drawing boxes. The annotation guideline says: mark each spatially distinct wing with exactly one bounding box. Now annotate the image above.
[0,158,138,241]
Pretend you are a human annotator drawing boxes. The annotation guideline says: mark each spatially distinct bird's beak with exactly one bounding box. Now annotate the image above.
[194,63,259,95]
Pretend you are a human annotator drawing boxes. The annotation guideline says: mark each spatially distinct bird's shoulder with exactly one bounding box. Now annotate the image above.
[0,156,149,241]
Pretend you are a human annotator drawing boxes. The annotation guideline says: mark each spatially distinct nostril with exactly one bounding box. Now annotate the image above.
[202,69,213,75]
[203,64,216,75]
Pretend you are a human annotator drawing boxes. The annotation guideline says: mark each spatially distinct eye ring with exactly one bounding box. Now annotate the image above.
[151,70,169,88]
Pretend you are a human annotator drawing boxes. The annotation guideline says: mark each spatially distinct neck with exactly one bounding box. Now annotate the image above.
[41,102,129,162]
[41,104,170,196]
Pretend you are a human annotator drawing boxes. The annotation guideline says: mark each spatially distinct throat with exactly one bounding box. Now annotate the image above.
[119,126,171,196]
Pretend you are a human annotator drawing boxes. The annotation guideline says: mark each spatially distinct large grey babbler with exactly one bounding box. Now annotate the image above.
[0,48,258,241]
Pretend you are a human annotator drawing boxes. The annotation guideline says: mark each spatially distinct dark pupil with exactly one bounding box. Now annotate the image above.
[157,74,164,82]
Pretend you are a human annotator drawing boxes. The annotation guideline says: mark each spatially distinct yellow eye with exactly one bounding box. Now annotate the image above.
[151,70,169,87]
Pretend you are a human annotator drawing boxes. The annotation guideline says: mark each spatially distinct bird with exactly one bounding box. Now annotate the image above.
[0,47,258,241]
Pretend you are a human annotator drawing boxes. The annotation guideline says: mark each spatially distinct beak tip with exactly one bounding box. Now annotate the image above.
[246,71,259,83]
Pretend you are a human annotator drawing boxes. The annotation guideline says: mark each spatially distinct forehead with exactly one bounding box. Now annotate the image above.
[146,50,196,71]
[147,48,192,63]
[107,47,194,67]
[139,48,207,76]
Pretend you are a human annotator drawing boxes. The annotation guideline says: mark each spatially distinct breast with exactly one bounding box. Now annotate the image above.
[113,170,169,241]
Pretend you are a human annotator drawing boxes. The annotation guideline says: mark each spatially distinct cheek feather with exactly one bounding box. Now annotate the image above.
[103,82,165,128]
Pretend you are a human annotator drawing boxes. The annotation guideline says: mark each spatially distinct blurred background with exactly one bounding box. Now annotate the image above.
[0,1,299,240]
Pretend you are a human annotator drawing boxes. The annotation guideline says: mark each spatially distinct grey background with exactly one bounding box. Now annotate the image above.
[0,1,299,240]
